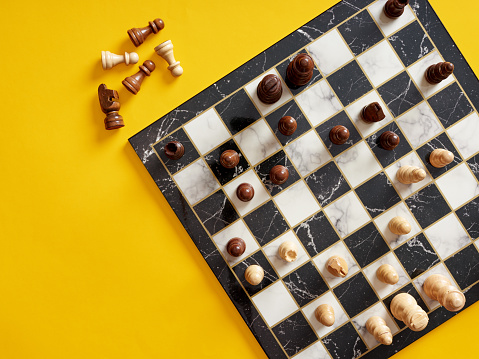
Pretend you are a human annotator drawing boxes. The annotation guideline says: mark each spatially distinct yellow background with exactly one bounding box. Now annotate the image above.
[1,0,478,358]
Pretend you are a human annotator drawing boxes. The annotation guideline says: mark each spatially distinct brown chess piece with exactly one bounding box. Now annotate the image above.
[379,131,400,150]
[237,183,254,202]
[270,165,289,185]
[226,237,246,257]
[362,102,386,123]
[127,18,165,47]
[286,53,314,87]
[278,116,297,136]
[164,141,185,160]
[329,125,350,145]
[98,84,124,130]
[257,74,283,104]
[122,60,156,95]
[425,62,454,84]
[384,0,409,18]
[220,150,240,168]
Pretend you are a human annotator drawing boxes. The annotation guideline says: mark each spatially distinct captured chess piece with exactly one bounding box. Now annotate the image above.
[376,264,399,285]
[98,84,124,130]
[362,102,386,123]
[388,216,411,236]
[122,60,155,95]
[127,18,164,47]
[379,131,400,150]
[257,74,283,104]
[286,53,314,87]
[425,62,454,84]
[278,241,298,262]
[396,165,426,184]
[237,183,254,202]
[164,141,185,160]
[227,237,246,257]
[329,125,350,145]
[315,304,335,326]
[270,165,289,185]
[429,148,454,168]
[278,116,297,136]
[327,256,348,278]
[366,316,393,345]
[101,51,139,70]
[245,265,264,285]
[220,150,240,169]
[384,0,409,18]
[423,274,465,312]
[154,40,183,77]
[390,293,429,331]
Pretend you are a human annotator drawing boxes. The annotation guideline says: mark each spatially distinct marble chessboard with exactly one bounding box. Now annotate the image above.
[129,0,479,358]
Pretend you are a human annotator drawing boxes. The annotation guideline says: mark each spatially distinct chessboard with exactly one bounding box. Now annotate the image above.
[129,0,479,358]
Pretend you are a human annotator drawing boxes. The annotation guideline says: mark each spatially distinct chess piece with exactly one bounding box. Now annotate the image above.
[429,149,454,168]
[270,165,289,185]
[379,131,400,150]
[257,74,283,104]
[425,62,454,84]
[122,60,155,95]
[327,256,348,278]
[286,53,314,87]
[227,237,246,257]
[164,141,185,160]
[362,102,386,123]
[366,316,393,345]
[220,150,240,168]
[278,241,298,262]
[423,274,465,312]
[278,116,297,136]
[237,183,254,202]
[127,18,164,47]
[98,84,124,130]
[101,51,139,70]
[329,125,350,145]
[388,216,411,235]
[376,264,399,285]
[314,304,335,326]
[384,0,409,18]
[396,165,427,184]
[154,40,183,77]
[245,265,264,285]
[390,293,429,331]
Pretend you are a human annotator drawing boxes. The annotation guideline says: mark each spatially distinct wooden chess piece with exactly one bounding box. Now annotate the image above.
[220,150,239,169]
[362,102,386,123]
[164,141,185,160]
[390,293,429,331]
[227,237,246,257]
[245,265,264,285]
[286,53,314,87]
[376,264,399,285]
[329,125,350,145]
[314,304,335,326]
[98,84,124,130]
[366,316,393,345]
[236,183,254,202]
[388,216,411,235]
[384,0,409,18]
[425,62,454,84]
[257,74,283,104]
[154,40,183,77]
[270,165,289,185]
[278,116,297,136]
[127,18,164,47]
[396,165,427,184]
[327,256,348,278]
[122,60,155,95]
[379,131,400,150]
[101,51,139,70]
[429,149,454,168]
[423,274,465,312]
[278,241,298,262]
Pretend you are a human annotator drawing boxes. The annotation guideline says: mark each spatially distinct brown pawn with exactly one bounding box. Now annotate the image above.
[362,102,386,123]
[127,18,164,47]
[425,62,454,84]
[226,237,246,257]
[257,74,283,104]
[220,150,239,169]
[384,0,409,18]
[98,84,124,130]
[237,183,254,202]
[329,125,350,145]
[122,60,155,95]
[278,116,297,136]
[270,165,289,185]
[286,53,314,87]
[164,141,184,160]
[379,131,400,150]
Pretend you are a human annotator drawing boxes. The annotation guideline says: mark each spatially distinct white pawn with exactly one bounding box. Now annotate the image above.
[101,51,139,70]
[154,40,183,77]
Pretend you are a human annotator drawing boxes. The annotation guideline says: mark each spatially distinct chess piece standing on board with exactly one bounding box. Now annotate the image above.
[155,40,183,77]
[362,102,385,123]
[366,316,393,345]
[384,0,409,18]
[101,51,139,70]
[98,84,124,130]
[429,149,454,168]
[390,293,428,331]
[245,265,264,285]
[396,166,426,184]
[423,274,465,312]
[425,62,454,84]
[315,304,335,326]
[286,53,314,87]
[257,74,282,104]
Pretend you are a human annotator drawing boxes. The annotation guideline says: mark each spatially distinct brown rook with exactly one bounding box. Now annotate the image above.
[257,74,283,104]
[220,150,239,169]
[98,84,124,130]
[425,62,454,84]
[237,183,254,202]
[286,53,314,87]
[227,237,246,257]
[278,116,297,136]
[384,0,409,18]
[127,18,164,47]
[270,165,289,185]
[164,141,185,160]
[362,102,386,123]
[379,131,400,150]
[329,125,350,145]
[122,60,155,95]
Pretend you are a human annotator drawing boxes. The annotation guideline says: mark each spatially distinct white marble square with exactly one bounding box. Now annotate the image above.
[296,79,342,126]
[436,163,479,209]
[293,341,329,359]
[448,112,479,159]
[183,108,231,155]
[244,69,292,116]
[274,181,321,227]
[302,291,348,338]
[336,141,382,188]
[211,219,260,265]
[357,40,404,87]
[285,130,332,176]
[234,119,281,166]
[424,213,471,259]
[368,0,416,37]
[374,202,421,249]
[324,191,370,238]
[263,230,310,277]
[251,281,298,326]
[396,101,443,148]
[307,28,354,75]
[363,252,409,299]
[173,158,219,205]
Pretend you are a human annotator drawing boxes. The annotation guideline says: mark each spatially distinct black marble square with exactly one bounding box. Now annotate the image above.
[265,99,312,146]
[365,122,412,167]
[322,323,367,359]
[338,10,383,56]
[334,272,378,318]
[428,82,474,128]
[283,262,329,307]
[344,222,389,267]
[456,197,479,240]
[305,161,351,207]
[377,71,423,117]
[416,133,461,179]
[394,233,440,279]
[467,154,479,181]
[215,89,261,134]
[445,244,479,290]
[294,212,341,257]
[244,200,289,246]
[388,20,434,67]
[405,183,451,229]
[193,189,239,236]
[276,50,322,95]
[355,172,401,218]
[153,128,200,175]
[327,60,373,106]
[272,311,318,357]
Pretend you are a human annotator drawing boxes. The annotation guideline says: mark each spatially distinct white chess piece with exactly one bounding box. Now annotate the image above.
[154,40,183,77]
[101,51,139,70]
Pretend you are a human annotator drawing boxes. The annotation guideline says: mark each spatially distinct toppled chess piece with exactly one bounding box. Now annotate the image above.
[390,293,429,331]
[122,60,155,95]
[376,264,399,285]
[396,165,426,184]
[429,148,454,168]
[127,18,164,47]
[278,241,298,262]
[164,141,185,160]
[227,237,246,257]
[425,62,454,84]
[388,216,411,235]
[366,316,393,345]
[423,274,465,312]
[278,116,297,136]
[220,150,240,168]
[315,304,335,326]
[379,131,400,150]
[329,125,350,145]
[245,265,264,285]
[98,84,124,130]
[270,165,289,185]
[362,102,386,123]
[236,183,254,202]
[257,74,283,104]
[286,53,314,87]
[384,0,409,18]
[101,51,139,70]
[155,40,183,77]
[327,256,348,278]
